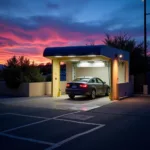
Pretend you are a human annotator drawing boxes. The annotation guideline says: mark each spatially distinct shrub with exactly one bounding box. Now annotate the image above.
[46,74,52,82]
[23,66,45,83]
[3,68,23,89]
[4,56,45,89]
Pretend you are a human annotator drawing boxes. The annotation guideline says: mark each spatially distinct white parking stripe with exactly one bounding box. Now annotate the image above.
[45,124,105,150]
[0,110,105,148]
[0,132,55,146]
[2,119,50,133]
[54,118,103,126]
[6,113,49,119]
[53,111,81,119]
[2,111,80,133]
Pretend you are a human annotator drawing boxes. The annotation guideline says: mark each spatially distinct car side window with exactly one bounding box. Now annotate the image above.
[89,78,96,83]
[96,78,103,84]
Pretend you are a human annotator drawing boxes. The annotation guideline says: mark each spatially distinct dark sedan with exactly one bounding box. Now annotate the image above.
[66,76,110,99]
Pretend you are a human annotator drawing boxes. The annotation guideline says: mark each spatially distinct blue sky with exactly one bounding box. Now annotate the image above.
[0,0,150,63]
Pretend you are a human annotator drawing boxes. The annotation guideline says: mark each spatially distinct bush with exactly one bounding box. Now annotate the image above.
[3,68,23,89]
[3,56,45,89]
[23,66,45,83]
[46,74,52,82]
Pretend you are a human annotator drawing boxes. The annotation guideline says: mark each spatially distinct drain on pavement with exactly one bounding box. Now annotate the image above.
[62,114,94,121]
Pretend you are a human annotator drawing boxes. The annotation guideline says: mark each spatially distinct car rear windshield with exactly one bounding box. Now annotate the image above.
[73,78,90,82]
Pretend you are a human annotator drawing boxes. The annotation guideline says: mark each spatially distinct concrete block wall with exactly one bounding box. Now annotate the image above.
[0,81,67,97]
[0,81,29,97]
[118,82,134,99]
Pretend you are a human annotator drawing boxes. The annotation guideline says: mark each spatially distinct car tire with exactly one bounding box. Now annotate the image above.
[90,89,96,99]
[68,94,75,99]
[105,87,110,96]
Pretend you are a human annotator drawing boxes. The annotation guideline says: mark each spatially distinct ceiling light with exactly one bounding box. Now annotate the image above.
[92,61,105,67]
[77,61,90,67]
[77,61,105,67]
[119,54,123,58]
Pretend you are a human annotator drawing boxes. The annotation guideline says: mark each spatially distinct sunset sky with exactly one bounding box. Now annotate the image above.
[0,0,150,64]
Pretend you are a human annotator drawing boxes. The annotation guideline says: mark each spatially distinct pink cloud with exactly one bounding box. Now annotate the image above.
[0,21,104,64]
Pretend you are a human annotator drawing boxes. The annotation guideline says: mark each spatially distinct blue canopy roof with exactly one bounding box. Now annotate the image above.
[43,45,129,61]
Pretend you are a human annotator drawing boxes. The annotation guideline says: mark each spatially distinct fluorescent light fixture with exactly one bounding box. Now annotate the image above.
[88,55,96,57]
[77,61,105,67]
[92,61,105,67]
[77,61,90,67]
[55,56,62,58]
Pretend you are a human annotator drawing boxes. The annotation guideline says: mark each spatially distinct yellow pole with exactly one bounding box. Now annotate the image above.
[51,59,60,97]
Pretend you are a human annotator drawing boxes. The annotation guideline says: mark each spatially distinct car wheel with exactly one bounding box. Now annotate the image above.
[90,89,96,99]
[105,88,110,96]
[68,94,75,99]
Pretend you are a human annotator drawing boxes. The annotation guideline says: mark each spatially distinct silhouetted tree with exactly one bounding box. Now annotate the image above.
[6,56,18,68]
[6,56,30,68]
[4,56,44,88]
[103,33,145,75]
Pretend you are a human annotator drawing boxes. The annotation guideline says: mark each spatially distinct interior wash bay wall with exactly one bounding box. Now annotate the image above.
[66,62,126,85]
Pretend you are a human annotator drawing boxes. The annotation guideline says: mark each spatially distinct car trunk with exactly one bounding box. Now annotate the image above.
[67,82,88,88]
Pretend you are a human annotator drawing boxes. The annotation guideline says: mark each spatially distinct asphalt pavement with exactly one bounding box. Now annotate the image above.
[0,96,150,150]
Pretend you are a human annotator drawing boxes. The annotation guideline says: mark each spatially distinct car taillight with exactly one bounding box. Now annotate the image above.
[80,84,88,88]
[66,83,70,88]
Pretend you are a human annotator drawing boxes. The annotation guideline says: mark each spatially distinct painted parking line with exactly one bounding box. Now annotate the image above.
[0,132,55,146]
[54,118,103,126]
[45,124,105,150]
[0,110,105,149]
[1,111,81,133]
[6,113,49,119]
[53,111,81,119]
[1,118,50,133]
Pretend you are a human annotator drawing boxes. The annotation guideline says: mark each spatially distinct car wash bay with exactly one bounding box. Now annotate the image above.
[43,45,131,100]
[66,60,126,88]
